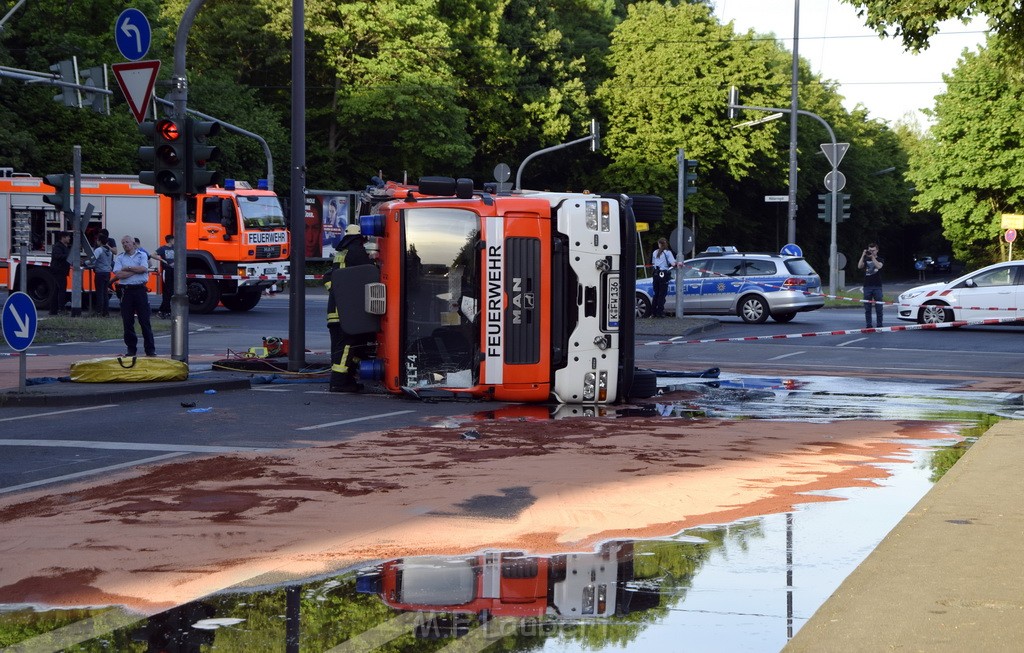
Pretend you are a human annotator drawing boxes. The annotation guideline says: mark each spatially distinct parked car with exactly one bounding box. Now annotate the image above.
[934,255,953,274]
[897,260,1024,325]
[635,251,825,323]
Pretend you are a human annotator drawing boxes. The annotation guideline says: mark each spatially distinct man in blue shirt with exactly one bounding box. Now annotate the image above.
[113,235,157,357]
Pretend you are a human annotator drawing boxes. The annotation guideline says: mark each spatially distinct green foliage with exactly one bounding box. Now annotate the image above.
[907,34,1024,268]
[844,0,1013,53]
[0,0,946,269]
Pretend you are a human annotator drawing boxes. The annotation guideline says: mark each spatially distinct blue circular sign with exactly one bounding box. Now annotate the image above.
[2,292,38,352]
[115,8,152,61]
[781,243,803,257]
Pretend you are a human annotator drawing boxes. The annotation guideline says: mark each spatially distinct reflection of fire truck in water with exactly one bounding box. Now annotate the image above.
[332,176,660,403]
[356,541,659,634]
[0,171,290,313]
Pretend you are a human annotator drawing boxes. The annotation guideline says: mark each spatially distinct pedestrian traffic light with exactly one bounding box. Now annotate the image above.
[839,193,852,222]
[50,59,78,107]
[186,118,221,194]
[79,64,108,114]
[817,194,831,222]
[42,174,71,213]
[684,159,698,196]
[138,118,186,195]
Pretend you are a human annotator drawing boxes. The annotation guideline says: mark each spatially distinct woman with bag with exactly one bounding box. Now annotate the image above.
[651,237,677,318]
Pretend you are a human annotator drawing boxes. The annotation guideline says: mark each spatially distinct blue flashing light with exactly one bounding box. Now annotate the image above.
[224,178,235,191]
[257,178,269,190]
[359,213,385,237]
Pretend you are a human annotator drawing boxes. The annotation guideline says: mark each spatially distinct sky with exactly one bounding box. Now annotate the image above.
[712,0,989,125]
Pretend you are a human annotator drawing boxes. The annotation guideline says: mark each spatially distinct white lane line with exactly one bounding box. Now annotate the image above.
[297,410,416,431]
[0,453,185,495]
[0,404,117,422]
[252,387,293,392]
[837,337,868,347]
[766,351,805,361]
[0,439,268,453]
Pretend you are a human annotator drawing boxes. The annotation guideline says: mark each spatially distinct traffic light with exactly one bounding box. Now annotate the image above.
[79,64,108,113]
[684,159,698,196]
[839,193,852,222]
[186,118,222,194]
[817,194,831,222]
[138,118,186,195]
[50,59,78,107]
[42,174,71,213]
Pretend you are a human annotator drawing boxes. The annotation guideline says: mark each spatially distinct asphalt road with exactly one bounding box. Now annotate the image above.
[4,285,1023,495]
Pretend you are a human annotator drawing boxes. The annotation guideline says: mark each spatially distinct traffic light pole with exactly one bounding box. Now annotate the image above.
[71,146,83,317]
[675,149,686,318]
[166,0,210,363]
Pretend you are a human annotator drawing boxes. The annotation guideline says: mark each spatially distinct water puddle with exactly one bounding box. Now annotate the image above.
[0,375,1006,652]
[1,429,981,652]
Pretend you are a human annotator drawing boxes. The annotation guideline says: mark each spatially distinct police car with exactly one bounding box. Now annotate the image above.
[635,249,825,323]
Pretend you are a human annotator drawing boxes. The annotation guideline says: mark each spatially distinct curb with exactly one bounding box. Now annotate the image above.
[0,376,252,408]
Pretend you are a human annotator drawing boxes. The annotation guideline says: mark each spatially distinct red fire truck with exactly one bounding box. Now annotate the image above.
[0,170,289,313]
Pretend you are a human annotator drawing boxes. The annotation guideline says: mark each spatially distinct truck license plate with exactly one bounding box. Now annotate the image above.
[605,273,620,329]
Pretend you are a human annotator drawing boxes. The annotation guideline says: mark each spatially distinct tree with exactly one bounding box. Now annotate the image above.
[907,34,1024,267]
[844,0,1004,52]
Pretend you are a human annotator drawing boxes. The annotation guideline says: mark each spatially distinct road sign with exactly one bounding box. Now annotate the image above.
[764,195,787,202]
[2,292,37,352]
[669,226,695,257]
[115,8,152,61]
[820,142,850,168]
[1000,213,1024,230]
[1006,229,1017,243]
[112,60,160,124]
[824,171,847,192]
[781,243,803,257]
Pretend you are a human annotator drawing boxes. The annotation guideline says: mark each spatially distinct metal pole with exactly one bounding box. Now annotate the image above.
[675,149,685,318]
[287,0,307,372]
[18,241,27,392]
[787,0,800,245]
[169,0,209,362]
[70,146,82,316]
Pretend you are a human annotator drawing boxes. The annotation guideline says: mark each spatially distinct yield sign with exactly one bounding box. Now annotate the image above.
[820,142,850,168]
[112,60,161,123]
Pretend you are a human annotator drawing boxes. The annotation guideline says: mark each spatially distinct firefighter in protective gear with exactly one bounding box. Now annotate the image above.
[327,223,372,392]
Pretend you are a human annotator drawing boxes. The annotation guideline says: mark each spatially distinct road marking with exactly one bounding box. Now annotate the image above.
[0,439,269,453]
[837,337,868,347]
[0,453,185,495]
[0,404,116,422]
[767,351,805,361]
[297,410,415,431]
[252,387,292,392]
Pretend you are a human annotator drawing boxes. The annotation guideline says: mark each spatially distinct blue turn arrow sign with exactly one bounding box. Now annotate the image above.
[2,292,37,352]
[115,8,152,61]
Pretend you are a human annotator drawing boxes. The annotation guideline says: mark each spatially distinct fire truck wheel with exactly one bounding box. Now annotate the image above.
[627,194,664,224]
[25,269,55,309]
[220,291,262,312]
[187,278,222,314]
[629,368,658,399]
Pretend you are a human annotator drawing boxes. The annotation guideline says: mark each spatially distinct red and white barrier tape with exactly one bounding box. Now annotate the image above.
[643,315,1024,346]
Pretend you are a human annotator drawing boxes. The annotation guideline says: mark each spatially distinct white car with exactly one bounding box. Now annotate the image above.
[897,261,1024,324]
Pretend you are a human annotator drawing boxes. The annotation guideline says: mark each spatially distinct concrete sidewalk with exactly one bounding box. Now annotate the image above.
[785,419,1024,652]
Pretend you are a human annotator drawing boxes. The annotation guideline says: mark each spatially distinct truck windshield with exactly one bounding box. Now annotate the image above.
[401,207,481,388]
[238,195,286,228]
